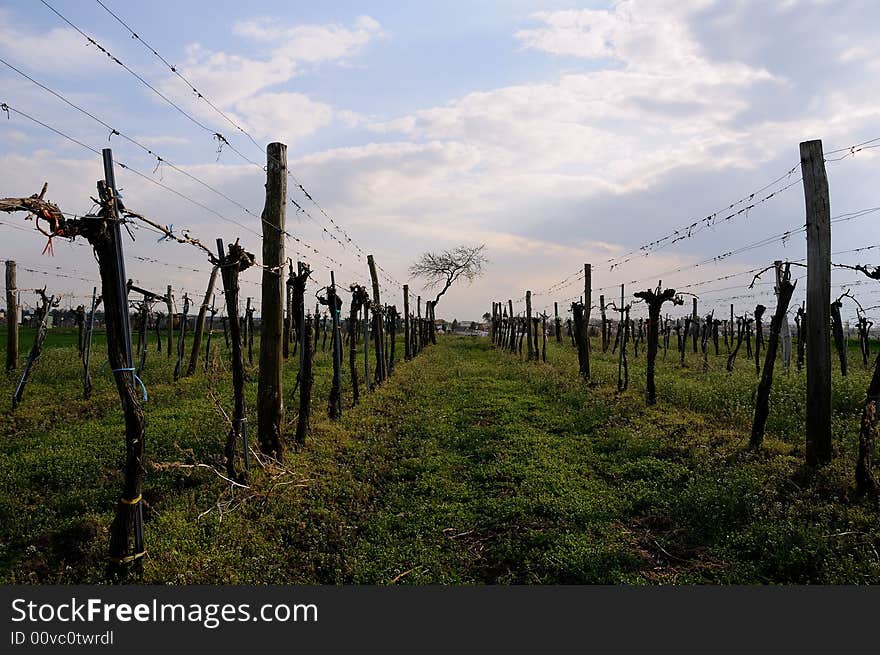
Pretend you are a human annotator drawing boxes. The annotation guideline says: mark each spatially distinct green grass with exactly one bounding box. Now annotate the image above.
[0,326,879,584]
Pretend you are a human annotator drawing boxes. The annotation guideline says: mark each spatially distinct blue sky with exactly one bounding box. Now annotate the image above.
[2,0,880,321]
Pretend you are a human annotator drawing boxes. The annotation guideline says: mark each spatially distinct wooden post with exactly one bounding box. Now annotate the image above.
[5,260,18,371]
[173,294,189,380]
[801,139,832,466]
[526,290,534,359]
[246,298,254,365]
[617,284,625,391]
[12,289,57,409]
[327,272,343,419]
[75,305,86,358]
[415,295,421,353]
[204,294,217,372]
[691,297,699,353]
[554,301,561,343]
[583,264,591,379]
[186,265,219,376]
[507,299,514,353]
[541,312,547,362]
[83,287,98,398]
[830,298,847,376]
[388,305,397,374]
[165,285,173,358]
[363,299,371,389]
[403,284,411,360]
[349,285,368,404]
[257,141,286,459]
[283,262,293,360]
[296,313,314,448]
[367,255,386,382]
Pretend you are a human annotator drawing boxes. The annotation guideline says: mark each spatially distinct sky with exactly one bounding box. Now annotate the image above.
[1,0,880,323]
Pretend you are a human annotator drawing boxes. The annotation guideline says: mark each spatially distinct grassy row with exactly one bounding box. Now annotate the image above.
[1,326,879,583]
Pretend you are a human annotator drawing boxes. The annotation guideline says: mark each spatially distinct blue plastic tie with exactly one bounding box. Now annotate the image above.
[110,366,148,402]
[157,224,173,242]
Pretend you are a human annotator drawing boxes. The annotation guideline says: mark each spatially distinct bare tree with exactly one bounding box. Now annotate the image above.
[409,244,488,308]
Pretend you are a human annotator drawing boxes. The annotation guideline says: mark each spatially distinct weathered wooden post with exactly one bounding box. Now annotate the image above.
[186,265,219,376]
[388,305,397,375]
[691,297,699,353]
[257,141,286,459]
[363,298,371,388]
[795,303,805,371]
[325,272,343,419]
[173,293,189,381]
[526,290,534,359]
[295,313,314,448]
[584,264,592,379]
[283,262,293,360]
[751,265,796,449]
[367,255,386,383]
[416,295,423,353]
[165,285,173,358]
[600,295,608,352]
[75,305,86,358]
[617,284,625,390]
[507,299,514,353]
[802,139,832,466]
[554,301,561,343]
[5,261,18,371]
[12,289,58,409]
[83,287,98,398]
[348,284,369,403]
[136,300,149,374]
[403,284,411,360]
[154,311,162,353]
[541,312,547,362]
[245,297,254,365]
[204,294,217,372]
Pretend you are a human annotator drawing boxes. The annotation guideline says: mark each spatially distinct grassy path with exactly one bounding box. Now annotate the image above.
[2,334,880,583]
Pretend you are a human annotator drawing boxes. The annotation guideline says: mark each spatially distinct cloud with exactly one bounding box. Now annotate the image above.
[165,15,383,108]
[0,8,111,74]
[155,15,381,144]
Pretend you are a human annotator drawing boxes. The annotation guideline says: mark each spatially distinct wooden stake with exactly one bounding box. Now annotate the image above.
[257,142,287,458]
[584,264,591,378]
[801,139,832,466]
[403,284,411,360]
[186,265,219,376]
[5,261,18,372]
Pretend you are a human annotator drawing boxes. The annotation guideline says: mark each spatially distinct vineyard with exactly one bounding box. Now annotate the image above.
[2,1,880,588]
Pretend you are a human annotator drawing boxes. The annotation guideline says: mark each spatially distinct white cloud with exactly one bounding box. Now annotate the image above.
[232,92,337,143]
[169,15,383,108]
[0,8,110,74]
[155,15,380,144]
